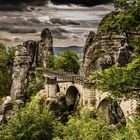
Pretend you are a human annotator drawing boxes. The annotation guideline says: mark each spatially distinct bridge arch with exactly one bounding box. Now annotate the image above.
[66,86,80,112]
[56,84,60,93]
[98,98,126,125]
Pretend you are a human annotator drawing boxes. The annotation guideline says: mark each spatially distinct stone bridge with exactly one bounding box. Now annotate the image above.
[43,69,137,122]
[1,28,138,124]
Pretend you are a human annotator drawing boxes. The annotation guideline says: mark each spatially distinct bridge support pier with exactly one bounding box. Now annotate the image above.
[46,77,58,97]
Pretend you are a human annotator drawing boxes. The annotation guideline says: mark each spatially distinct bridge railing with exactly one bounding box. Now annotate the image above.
[45,68,94,87]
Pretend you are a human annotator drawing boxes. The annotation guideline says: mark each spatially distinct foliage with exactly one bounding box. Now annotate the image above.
[0,95,58,140]
[55,51,80,74]
[61,109,112,140]
[99,0,140,54]
[114,0,137,10]
[49,51,80,74]
[55,109,140,140]
[27,80,44,99]
[99,0,140,33]
[0,44,15,100]
[47,55,55,69]
[27,67,44,99]
[1,100,140,140]
[112,116,140,140]
[90,57,140,99]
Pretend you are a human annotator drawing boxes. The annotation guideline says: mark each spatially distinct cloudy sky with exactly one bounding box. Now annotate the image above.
[0,0,113,7]
[0,0,114,47]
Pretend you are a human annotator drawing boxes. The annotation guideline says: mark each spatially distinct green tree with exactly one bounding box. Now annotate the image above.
[0,44,15,100]
[0,95,58,140]
[47,55,55,69]
[98,0,140,54]
[52,109,112,140]
[27,67,44,99]
[27,80,43,99]
[90,0,140,99]
[54,51,80,74]
[1,98,140,140]
[114,0,138,10]
[90,57,140,99]
[99,0,140,41]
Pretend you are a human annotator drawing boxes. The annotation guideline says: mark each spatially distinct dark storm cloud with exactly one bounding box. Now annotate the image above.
[0,0,44,5]
[51,0,113,6]
[0,0,45,10]
[0,26,37,34]
[50,17,80,26]
[0,0,113,7]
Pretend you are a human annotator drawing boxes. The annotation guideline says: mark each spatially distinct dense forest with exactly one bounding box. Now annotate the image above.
[0,0,140,140]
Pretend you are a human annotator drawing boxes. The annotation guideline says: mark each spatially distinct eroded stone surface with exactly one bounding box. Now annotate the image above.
[0,96,12,123]
[38,28,54,68]
[10,28,54,102]
[0,28,54,123]
[81,32,133,76]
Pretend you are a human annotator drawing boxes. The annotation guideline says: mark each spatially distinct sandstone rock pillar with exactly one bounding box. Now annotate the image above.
[10,44,31,102]
[38,28,54,68]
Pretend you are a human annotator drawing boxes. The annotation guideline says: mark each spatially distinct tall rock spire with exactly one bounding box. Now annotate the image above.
[10,28,54,102]
[38,28,54,68]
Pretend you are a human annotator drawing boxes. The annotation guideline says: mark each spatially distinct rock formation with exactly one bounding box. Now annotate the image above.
[81,11,139,77]
[10,43,32,102]
[10,28,53,101]
[0,28,54,123]
[38,28,54,68]
[98,98,126,125]
[81,26,133,77]
[0,96,12,123]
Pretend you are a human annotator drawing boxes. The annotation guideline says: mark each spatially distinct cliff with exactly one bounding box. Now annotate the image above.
[0,28,54,123]
[81,13,135,76]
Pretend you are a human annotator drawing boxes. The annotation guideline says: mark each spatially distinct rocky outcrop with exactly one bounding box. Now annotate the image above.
[10,28,54,101]
[0,28,54,123]
[81,32,133,76]
[81,10,139,77]
[98,98,126,125]
[0,96,12,123]
[38,28,54,68]
[10,43,32,102]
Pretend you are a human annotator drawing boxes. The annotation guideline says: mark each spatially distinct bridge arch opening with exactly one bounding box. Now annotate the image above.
[98,98,126,125]
[66,86,80,112]
[57,84,60,93]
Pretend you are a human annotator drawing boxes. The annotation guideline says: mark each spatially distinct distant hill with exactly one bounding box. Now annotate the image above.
[54,46,83,59]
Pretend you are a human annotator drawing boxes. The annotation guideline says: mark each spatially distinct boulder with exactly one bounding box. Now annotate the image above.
[0,96,12,123]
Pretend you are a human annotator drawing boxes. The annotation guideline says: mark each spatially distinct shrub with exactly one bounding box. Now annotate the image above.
[54,51,80,74]
[0,96,57,140]
[0,44,15,101]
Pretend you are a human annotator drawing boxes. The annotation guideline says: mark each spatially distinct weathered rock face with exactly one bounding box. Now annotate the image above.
[23,40,38,67]
[1,28,54,123]
[98,98,126,125]
[0,28,54,122]
[81,32,133,76]
[0,96,12,123]
[10,28,54,102]
[38,28,54,68]
[10,44,31,101]
[81,11,140,77]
